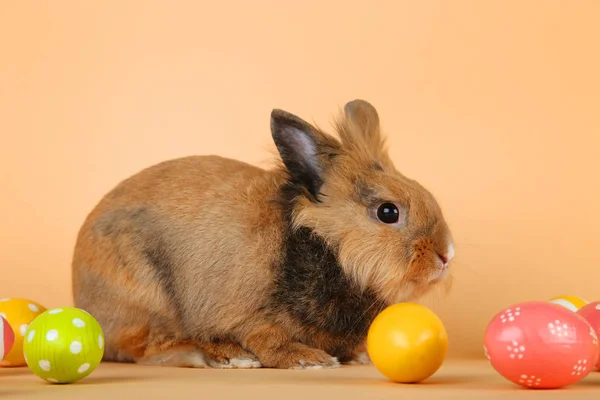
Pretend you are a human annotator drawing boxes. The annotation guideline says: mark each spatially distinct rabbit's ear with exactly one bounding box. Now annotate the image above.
[271,109,339,200]
[340,99,384,155]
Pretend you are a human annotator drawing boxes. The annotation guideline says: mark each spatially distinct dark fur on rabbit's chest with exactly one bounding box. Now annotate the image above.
[270,223,387,360]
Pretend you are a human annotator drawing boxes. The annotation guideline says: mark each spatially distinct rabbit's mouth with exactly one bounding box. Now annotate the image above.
[430,263,450,282]
[394,255,452,301]
[400,274,449,301]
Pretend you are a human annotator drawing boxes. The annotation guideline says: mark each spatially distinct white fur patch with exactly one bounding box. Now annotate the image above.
[209,357,261,369]
[228,358,262,369]
[347,352,371,365]
[185,353,209,368]
[301,364,324,370]
[447,243,455,261]
[290,357,340,370]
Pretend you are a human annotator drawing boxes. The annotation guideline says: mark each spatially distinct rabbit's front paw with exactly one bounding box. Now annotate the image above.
[344,351,371,365]
[342,342,371,365]
[272,344,340,369]
[199,340,262,369]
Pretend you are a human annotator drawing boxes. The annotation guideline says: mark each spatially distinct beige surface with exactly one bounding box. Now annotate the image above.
[1,1,600,359]
[2,360,600,399]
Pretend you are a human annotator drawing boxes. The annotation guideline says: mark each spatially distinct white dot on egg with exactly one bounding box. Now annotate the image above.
[27,329,35,342]
[19,324,28,336]
[46,330,59,341]
[98,335,104,349]
[48,309,63,315]
[28,304,39,313]
[0,298,9,302]
[47,378,58,383]
[70,341,83,354]
[39,360,51,371]
[78,363,90,374]
[72,318,85,328]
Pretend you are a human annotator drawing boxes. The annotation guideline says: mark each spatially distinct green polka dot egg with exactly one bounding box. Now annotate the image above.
[23,307,104,384]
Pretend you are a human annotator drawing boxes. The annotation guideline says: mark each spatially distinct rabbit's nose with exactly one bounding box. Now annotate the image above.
[437,243,454,266]
[436,252,449,266]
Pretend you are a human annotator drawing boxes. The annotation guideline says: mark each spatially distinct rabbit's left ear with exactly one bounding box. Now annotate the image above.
[271,109,340,200]
[340,99,384,155]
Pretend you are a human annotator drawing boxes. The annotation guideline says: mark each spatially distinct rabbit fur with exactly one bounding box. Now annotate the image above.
[71,99,454,369]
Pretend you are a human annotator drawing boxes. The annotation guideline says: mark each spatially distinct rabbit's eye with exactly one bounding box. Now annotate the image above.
[377,203,400,224]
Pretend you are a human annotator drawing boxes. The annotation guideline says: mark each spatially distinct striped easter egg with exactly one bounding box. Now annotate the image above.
[549,295,589,312]
[0,316,15,361]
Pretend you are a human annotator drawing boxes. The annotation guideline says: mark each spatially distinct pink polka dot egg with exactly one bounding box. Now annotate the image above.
[484,301,599,389]
[23,307,104,384]
[576,301,600,371]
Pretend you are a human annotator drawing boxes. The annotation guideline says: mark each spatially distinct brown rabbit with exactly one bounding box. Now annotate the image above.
[71,99,454,369]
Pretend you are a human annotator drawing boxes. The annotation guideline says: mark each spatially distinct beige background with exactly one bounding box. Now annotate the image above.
[1,1,599,359]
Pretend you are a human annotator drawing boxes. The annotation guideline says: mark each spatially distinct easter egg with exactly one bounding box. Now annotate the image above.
[576,301,600,370]
[0,298,46,366]
[1,316,15,360]
[549,295,589,312]
[367,302,448,383]
[23,307,104,384]
[484,301,599,389]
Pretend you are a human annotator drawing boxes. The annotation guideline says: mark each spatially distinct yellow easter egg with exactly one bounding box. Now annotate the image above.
[548,295,589,312]
[367,302,448,383]
[0,298,46,366]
